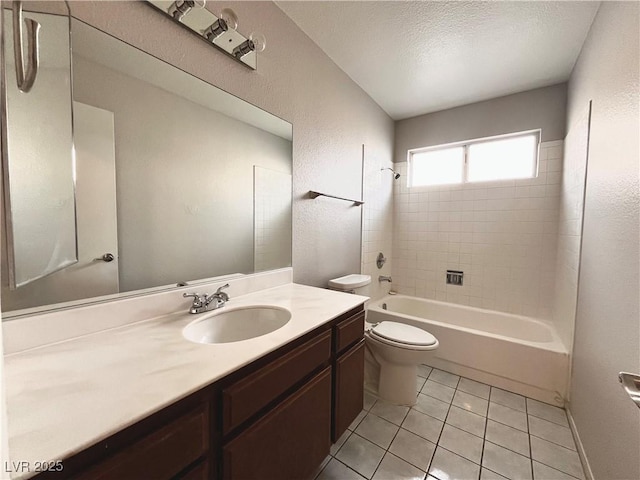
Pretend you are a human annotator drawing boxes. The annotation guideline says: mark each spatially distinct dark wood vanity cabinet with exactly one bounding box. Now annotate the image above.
[222,368,332,480]
[333,340,365,442]
[40,304,365,480]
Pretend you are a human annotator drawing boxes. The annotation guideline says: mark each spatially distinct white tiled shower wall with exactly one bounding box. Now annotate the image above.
[391,141,564,319]
[361,152,394,302]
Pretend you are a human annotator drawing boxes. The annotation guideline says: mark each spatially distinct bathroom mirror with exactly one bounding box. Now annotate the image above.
[1,14,292,316]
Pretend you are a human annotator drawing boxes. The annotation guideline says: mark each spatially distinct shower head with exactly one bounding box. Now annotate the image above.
[381,167,400,179]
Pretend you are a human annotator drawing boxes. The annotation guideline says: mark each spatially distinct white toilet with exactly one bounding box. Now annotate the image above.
[327,274,439,406]
[365,321,438,406]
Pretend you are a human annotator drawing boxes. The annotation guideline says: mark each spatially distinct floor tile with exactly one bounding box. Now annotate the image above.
[438,424,483,464]
[488,402,528,432]
[349,410,367,431]
[418,364,434,379]
[429,368,460,388]
[422,380,456,403]
[446,406,486,438]
[336,434,386,479]
[402,409,444,443]
[389,428,436,471]
[312,455,331,479]
[458,378,491,400]
[428,447,480,480]
[414,393,450,421]
[317,458,366,480]
[482,441,533,480]
[485,420,530,457]
[490,388,526,412]
[355,413,400,449]
[530,436,584,480]
[528,415,576,450]
[372,452,426,480]
[480,468,509,480]
[532,461,579,480]
[364,391,378,411]
[371,400,410,426]
[453,390,489,416]
[417,376,427,392]
[330,428,351,456]
[526,399,568,427]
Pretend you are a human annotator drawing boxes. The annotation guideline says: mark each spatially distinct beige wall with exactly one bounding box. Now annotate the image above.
[552,103,590,357]
[394,84,567,163]
[566,2,640,479]
[66,1,394,289]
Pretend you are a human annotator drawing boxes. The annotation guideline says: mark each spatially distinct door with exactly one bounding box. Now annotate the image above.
[0,102,119,311]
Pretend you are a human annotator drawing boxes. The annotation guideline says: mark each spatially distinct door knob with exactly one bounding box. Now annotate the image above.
[94,253,115,262]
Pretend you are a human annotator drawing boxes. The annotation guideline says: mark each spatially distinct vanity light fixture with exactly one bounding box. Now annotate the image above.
[168,0,206,22]
[204,8,238,41]
[146,1,264,70]
[233,32,266,58]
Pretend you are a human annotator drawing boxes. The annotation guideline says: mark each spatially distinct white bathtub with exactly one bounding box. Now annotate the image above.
[367,295,569,406]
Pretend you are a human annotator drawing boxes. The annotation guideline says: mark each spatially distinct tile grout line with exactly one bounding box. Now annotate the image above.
[424,368,457,479]
[477,387,492,480]
[327,365,584,480]
[526,398,534,480]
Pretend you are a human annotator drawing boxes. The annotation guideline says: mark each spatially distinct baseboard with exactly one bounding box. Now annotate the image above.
[566,406,594,480]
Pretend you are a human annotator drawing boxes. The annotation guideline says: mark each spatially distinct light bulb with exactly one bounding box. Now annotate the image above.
[220,8,238,31]
[169,0,206,21]
[233,32,267,58]
[204,8,238,41]
[249,32,266,53]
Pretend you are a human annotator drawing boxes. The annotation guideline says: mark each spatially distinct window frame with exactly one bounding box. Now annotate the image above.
[407,129,541,188]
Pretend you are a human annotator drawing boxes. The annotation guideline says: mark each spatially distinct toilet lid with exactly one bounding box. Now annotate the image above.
[370,321,437,347]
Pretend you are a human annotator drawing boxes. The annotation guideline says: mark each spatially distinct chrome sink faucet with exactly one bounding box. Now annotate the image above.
[183,284,230,314]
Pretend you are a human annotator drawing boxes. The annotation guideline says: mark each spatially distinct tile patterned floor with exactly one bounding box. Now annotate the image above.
[315,365,586,480]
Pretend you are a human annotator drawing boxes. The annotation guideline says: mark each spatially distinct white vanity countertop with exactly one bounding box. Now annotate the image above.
[4,283,367,479]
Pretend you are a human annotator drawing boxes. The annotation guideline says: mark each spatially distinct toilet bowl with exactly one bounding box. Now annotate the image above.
[326,274,438,406]
[365,321,439,406]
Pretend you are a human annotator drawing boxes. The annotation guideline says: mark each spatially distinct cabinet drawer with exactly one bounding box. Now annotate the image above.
[176,459,209,480]
[73,403,209,480]
[222,330,331,435]
[223,367,332,480]
[335,311,365,354]
[333,340,365,441]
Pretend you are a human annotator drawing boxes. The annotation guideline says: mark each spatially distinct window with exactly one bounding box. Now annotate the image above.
[408,130,540,187]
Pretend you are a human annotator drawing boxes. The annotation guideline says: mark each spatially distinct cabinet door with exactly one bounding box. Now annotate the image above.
[333,340,365,442]
[72,404,209,480]
[223,367,332,480]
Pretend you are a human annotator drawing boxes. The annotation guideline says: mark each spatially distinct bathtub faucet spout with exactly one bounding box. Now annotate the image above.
[379,275,392,283]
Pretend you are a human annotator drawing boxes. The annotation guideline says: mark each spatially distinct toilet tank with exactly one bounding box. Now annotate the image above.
[328,274,371,296]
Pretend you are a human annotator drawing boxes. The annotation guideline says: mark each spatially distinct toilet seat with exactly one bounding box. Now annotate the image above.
[368,321,438,351]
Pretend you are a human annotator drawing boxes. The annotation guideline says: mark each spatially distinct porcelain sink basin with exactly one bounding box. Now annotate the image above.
[183,305,292,344]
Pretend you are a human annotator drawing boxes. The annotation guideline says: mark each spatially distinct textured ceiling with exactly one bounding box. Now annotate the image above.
[276,1,600,120]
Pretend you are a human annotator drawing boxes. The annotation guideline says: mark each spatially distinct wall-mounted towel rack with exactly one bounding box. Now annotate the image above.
[308,191,364,206]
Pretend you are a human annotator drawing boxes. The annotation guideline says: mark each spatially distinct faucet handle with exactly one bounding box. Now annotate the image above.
[215,283,230,301]
[183,292,204,305]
